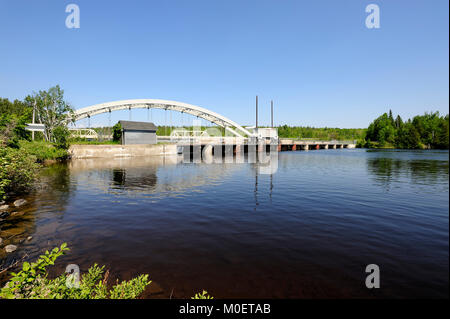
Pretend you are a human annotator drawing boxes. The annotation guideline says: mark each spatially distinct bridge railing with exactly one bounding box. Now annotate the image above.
[279,138,357,144]
[69,128,99,139]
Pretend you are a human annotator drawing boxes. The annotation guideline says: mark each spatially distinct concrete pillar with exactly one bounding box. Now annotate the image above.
[193,144,202,163]
[269,143,278,154]
[213,144,223,163]
[258,142,265,153]
[331,144,337,149]
[235,144,244,163]
[224,143,233,163]
[323,144,329,149]
[303,145,309,151]
[182,145,191,163]
[248,143,257,164]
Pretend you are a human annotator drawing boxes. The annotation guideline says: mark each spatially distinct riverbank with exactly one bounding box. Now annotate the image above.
[0,197,32,269]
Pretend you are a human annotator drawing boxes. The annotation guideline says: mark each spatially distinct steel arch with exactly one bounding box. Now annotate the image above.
[73,99,254,137]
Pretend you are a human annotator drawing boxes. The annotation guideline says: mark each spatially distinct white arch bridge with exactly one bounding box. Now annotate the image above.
[72,99,255,138]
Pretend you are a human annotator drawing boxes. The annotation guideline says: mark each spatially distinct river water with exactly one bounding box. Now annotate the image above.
[1,149,448,298]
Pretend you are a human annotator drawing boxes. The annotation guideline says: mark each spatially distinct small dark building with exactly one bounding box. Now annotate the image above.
[119,120,157,145]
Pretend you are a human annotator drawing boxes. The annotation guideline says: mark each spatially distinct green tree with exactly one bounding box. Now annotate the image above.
[366,113,396,146]
[26,85,74,142]
[395,121,421,149]
[389,109,395,126]
[0,98,32,147]
[436,114,449,149]
[112,122,122,142]
[52,126,71,150]
[395,115,403,129]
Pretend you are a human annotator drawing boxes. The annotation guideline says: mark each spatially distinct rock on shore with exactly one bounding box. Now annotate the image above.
[5,244,17,253]
[13,199,27,207]
[10,211,24,217]
[0,211,10,219]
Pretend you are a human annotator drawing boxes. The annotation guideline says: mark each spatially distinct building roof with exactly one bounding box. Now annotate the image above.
[119,120,157,131]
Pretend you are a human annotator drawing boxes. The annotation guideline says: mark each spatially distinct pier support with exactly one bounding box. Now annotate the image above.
[235,144,244,163]
[248,143,257,163]
[193,144,202,163]
[224,143,233,163]
[276,140,356,152]
[258,142,265,153]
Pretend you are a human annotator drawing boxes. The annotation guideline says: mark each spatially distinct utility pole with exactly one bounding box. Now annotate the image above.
[256,95,258,129]
[32,99,36,141]
[271,100,274,128]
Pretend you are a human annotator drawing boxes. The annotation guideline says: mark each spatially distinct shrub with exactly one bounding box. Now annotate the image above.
[0,147,39,201]
[0,243,151,299]
[18,140,68,162]
[112,123,122,142]
[52,126,70,150]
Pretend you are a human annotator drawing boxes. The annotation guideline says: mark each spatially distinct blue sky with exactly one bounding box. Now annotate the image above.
[0,0,448,128]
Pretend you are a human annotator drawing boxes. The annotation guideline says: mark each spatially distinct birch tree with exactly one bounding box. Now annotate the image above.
[25,85,74,142]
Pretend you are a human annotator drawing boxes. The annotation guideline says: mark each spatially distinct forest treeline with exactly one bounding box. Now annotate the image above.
[276,125,365,141]
[275,110,449,150]
[364,110,449,149]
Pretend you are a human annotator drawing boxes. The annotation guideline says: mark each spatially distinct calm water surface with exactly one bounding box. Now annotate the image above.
[1,149,448,298]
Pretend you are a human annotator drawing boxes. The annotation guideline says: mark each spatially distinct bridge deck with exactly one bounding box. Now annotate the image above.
[157,136,357,149]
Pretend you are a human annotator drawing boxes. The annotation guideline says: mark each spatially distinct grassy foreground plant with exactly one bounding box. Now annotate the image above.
[0,243,151,299]
[192,290,214,299]
[0,147,40,201]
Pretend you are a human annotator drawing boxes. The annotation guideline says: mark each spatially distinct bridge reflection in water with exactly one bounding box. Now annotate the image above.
[68,155,247,198]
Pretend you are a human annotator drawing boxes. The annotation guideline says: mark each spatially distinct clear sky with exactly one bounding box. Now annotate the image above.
[0,0,448,128]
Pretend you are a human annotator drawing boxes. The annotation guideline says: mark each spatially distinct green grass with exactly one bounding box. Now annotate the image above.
[69,139,119,145]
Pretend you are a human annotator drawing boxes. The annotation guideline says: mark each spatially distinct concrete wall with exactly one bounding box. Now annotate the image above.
[69,144,177,159]
[122,130,156,145]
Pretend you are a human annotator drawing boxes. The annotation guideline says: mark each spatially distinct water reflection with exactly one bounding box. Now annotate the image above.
[252,162,275,209]
[0,165,71,271]
[367,151,449,191]
[111,168,157,190]
[1,150,448,298]
[68,155,244,198]
[39,163,74,205]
